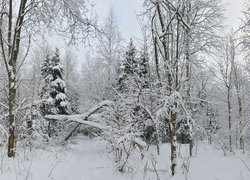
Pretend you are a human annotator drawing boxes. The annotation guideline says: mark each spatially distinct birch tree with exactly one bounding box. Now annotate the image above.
[0,0,96,157]
[143,0,224,175]
[146,0,190,175]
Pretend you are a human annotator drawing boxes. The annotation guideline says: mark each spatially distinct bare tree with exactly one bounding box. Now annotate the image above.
[213,34,235,152]
[233,61,246,152]
[96,8,122,84]
[143,0,224,175]
[0,0,96,157]
[63,49,78,83]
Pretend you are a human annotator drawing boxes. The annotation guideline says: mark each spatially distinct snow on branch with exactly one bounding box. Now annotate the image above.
[45,100,115,134]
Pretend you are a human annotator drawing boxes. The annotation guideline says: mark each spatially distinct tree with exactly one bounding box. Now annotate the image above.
[138,43,150,89]
[227,29,247,152]
[232,62,246,152]
[93,9,123,101]
[41,49,69,115]
[143,0,225,175]
[97,9,122,85]
[0,0,96,157]
[40,48,69,137]
[63,49,80,114]
[118,38,137,93]
[63,49,78,83]
[214,34,235,152]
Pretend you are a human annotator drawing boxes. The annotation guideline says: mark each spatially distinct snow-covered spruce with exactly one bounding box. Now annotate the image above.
[40,48,70,137]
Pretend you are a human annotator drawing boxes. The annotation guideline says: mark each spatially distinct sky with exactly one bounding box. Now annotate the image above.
[224,0,245,30]
[95,0,245,41]
[46,0,246,64]
[94,0,144,42]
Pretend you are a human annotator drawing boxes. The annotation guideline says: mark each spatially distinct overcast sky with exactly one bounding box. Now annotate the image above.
[94,0,144,42]
[47,0,246,64]
[94,0,245,41]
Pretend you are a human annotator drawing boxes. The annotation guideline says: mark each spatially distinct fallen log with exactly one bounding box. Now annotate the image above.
[45,100,114,141]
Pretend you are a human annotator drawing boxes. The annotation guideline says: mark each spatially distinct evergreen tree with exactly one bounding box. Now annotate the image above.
[138,47,150,89]
[40,54,53,116]
[40,48,69,136]
[40,48,69,115]
[118,38,137,92]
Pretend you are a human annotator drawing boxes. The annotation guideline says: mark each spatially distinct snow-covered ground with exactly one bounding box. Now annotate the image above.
[0,136,249,180]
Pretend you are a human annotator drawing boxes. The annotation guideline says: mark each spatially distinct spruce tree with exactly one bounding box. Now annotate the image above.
[138,49,149,88]
[40,48,69,136]
[41,48,69,115]
[118,38,137,92]
[40,54,53,116]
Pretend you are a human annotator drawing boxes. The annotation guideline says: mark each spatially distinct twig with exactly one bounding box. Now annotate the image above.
[48,160,61,177]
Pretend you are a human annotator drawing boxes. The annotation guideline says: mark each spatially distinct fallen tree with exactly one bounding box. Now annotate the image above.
[45,100,114,140]
[45,100,147,172]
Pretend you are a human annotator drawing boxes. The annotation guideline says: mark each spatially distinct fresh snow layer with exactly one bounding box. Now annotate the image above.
[0,136,128,180]
[0,136,249,180]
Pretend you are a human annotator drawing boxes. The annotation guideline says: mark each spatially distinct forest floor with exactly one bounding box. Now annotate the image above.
[0,135,249,180]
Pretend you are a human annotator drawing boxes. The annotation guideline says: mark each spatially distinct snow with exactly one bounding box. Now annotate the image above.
[52,78,66,88]
[52,65,60,71]
[10,82,15,89]
[73,119,107,131]
[56,93,67,101]
[60,101,68,107]
[45,100,115,124]
[0,136,129,180]
[133,137,147,148]
[0,136,249,180]
[47,97,54,104]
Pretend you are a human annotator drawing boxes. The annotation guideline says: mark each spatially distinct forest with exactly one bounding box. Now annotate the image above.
[0,0,250,179]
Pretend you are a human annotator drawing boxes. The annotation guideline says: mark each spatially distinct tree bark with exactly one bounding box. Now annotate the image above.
[169,111,177,176]
[227,86,232,152]
[236,87,244,152]
[184,3,193,157]
[6,0,28,157]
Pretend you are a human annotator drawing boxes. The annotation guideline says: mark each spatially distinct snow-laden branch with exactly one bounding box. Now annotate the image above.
[45,100,115,140]
[45,100,115,122]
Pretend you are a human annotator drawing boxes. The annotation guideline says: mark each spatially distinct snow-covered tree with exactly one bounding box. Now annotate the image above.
[97,9,122,85]
[0,0,96,157]
[40,49,69,137]
[40,49,69,116]
[138,46,150,89]
[118,38,138,93]
[143,0,225,175]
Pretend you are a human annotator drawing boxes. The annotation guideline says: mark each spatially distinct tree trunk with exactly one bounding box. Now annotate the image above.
[236,89,244,152]
[8,117,15,157]
[184,3,193,156]
[4,0,28,158]
[169,111,177,176]
[8,79,16,157]
[227,87,232,152]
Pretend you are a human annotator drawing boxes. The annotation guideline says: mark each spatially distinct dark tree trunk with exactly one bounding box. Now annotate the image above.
[227,87,232,152]
[169,111,177,176]
[7,67,17,157]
